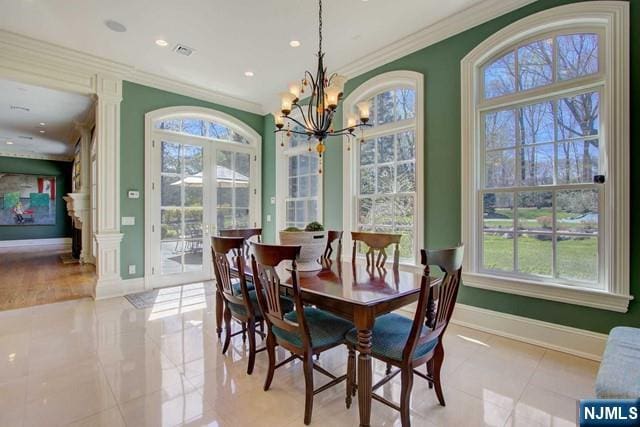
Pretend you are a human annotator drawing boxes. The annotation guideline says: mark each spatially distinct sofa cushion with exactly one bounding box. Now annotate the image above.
[596,327,640,398]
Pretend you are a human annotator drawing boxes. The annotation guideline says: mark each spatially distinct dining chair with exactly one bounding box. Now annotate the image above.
[344,245,464,427]
[211,236,266,375]
[323,230,343,261]
[250,242,354,425]
[351,231,402,269]
[219,227,262,255]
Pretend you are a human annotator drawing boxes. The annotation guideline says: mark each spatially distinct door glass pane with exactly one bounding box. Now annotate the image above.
[216,150,252,231]
[160,142,203,274]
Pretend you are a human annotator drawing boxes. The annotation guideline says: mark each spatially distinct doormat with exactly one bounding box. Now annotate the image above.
[124,282,215,309]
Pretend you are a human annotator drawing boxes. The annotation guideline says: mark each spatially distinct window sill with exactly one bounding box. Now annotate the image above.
[462,272,633,313]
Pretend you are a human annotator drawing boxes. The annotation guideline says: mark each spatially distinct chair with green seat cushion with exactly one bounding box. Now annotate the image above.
[345,313,439,362]
[251,242,353,426]
[273,307,353,349]
[345,245,464,427]
[229,290,294,318]
[211,236,265,375]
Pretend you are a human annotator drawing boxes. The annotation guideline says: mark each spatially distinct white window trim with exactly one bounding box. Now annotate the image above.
[342,70,425,266]
[275,111,324,234]
[461,1,631,312]
[144,106,262,290]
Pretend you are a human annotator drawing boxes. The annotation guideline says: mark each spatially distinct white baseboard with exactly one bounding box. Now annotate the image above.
[94,277,145,300]
[0,237,72,248]
[449,303,608,361]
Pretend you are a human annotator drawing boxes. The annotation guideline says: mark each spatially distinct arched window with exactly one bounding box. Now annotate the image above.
[144,106,261,288]
[461,2,630,311]
[343,71,424,265]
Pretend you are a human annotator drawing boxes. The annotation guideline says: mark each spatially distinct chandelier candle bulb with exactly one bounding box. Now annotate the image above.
[356,101,370,122]
[274,113,284,129]
[288,83,301,101]
[280,92,296,115]
[325,85,340,109]
[347,115,357,129]
[331,75,347,94]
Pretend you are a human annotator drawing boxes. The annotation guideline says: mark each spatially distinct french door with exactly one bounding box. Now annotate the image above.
[148,132,258,288]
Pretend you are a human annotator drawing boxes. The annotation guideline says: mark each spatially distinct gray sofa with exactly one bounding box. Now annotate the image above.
[595,327,640,398]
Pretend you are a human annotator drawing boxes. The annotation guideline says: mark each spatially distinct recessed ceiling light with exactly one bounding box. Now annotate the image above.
[39,130,45,134]
[39,122,46,126]
[244,71,255,77]
[155,39,169,47]
[289,40,301,48]
[105,20,127,33]
[6,141,13,145]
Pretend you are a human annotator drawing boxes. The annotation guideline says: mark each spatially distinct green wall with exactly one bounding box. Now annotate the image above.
[120,81,264,278]
[0,156,72,240]
[262,0,639,333]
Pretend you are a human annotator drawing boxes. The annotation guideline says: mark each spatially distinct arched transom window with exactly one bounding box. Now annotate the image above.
[461,2,630,312]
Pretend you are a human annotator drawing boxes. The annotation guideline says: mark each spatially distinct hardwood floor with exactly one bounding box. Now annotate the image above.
[0,244,95,311]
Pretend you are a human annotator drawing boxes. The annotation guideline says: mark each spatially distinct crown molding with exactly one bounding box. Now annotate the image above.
[0,30,264,115]
[127,70,263,115]
[336,0,537,78]
[0,150,73,162]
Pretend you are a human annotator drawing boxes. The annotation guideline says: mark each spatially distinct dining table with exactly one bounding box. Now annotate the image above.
[219,257,439,427]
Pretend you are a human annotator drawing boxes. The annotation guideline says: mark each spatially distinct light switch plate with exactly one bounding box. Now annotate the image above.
[128,190,140,199]
[128,265,136,275]
[121,216,135,226]
[266,214,272,222]
[270,197,276,205]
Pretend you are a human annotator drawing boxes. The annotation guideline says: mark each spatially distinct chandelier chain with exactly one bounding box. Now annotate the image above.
[318,0,323,54]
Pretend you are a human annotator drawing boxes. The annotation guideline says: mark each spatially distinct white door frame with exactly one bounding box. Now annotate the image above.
[144,106,262,290]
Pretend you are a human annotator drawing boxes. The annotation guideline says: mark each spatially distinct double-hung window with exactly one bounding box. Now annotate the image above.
[276,118,322,230]
[343,71,424,264]
[461,2,630,311]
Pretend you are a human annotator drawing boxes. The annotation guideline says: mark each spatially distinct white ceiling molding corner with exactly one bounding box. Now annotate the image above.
[336,0,538,78]
[127,70,264,115]
[0,30,264,115]
[0,150,74,162]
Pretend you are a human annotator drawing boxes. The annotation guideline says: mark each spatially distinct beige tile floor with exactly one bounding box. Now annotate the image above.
[0,281,598,427]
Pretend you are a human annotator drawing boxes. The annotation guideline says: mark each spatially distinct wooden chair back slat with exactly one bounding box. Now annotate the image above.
[402,245,464,361]
[351,231,402,269]
[211,236,254,313]
[219,228,262,256]
[251,243,312,347]
[324,230,343,261]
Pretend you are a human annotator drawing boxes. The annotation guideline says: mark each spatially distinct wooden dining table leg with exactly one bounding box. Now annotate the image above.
[215,290,223,338]
[354,310,374,427]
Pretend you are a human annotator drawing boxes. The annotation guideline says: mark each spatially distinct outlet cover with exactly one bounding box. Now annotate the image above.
[128,265,136,275]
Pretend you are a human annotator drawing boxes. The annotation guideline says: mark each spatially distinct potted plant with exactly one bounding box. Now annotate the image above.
[279,221,327,271]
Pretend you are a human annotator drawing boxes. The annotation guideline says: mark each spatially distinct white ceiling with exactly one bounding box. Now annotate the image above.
[0,78,93,159]
[0,0,485,111]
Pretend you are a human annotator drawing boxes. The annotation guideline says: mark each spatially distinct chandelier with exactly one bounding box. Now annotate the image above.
[274,0,371,173]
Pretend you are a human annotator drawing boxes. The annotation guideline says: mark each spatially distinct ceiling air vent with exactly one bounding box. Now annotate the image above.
[18,135,33,140]
[10,105,30,112]
[173,44,195,57]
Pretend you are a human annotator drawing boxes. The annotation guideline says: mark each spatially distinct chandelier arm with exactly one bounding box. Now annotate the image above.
[284,112,311,131]
[307,89,319,133]
[275,128,311,136]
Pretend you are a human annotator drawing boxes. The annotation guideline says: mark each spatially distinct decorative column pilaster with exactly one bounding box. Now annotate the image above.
[75,123,93,264]
[93,75,124,299]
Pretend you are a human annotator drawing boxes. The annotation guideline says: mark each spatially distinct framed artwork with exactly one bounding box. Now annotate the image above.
[0,173,56,225]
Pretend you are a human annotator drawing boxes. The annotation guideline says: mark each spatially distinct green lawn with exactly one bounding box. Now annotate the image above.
[483,234,597,282]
